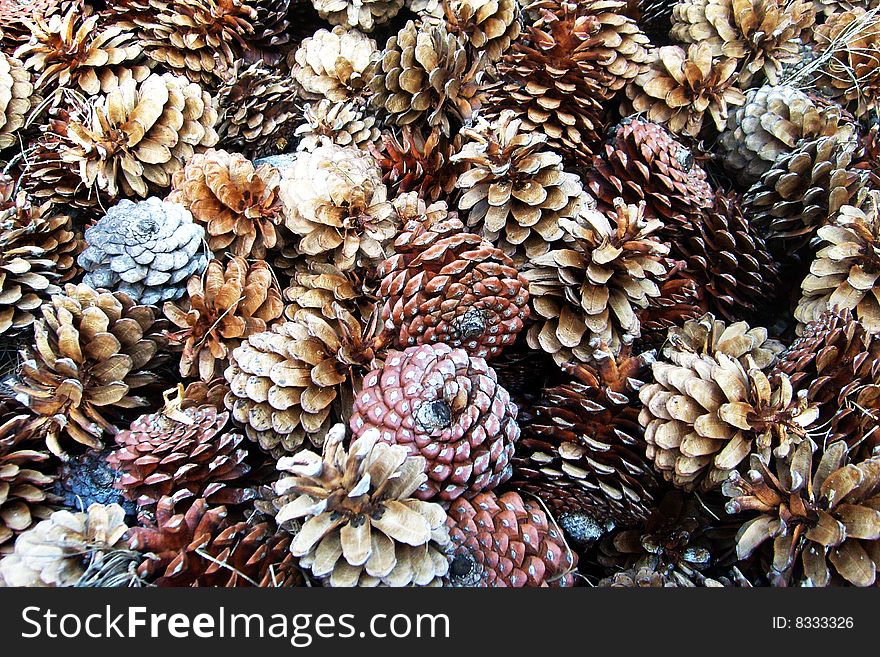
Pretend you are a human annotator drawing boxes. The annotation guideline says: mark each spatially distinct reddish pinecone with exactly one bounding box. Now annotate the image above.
[510,348,659,537]
[129,492,301,587]
[370,127,462,203]
[377,193,530,360]
[445,490,577,587]
[350,343,520,503]
[106,388,253,508]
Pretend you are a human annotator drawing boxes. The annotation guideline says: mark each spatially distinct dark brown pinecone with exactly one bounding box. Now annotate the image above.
[370,127,462,203]
[635,263,704,352]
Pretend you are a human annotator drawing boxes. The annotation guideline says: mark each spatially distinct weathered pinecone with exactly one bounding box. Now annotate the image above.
[510,349,659,538]
[725,440,880,586]
[273,423,451,587]
[168,149,283,259]
[290,26,379,103]
[0,0,67,48]
[670,0,816,87]
[796,191,880,334]
[445,490,577,587]
[164,257,283,382]
[524,199,669,365]
[638,315,817,490]
[247,0,295,58]
[444,0,521,63]
[0,503,129,587]
[377,193,529,360]
[370,127,462,202]
[106,389,253,508]
[78,198,209,306]
[0,183,80,335]
[452,110,584,262]
[279,143,397,272]
[743,135,867,256]
[281,260,373,322]
[311,0,404,30]
[0,52,33,151]
[295,99,381,152]
[369,20,485,137]
[15,283,167,456]
[215,61,299,160]
[225,310,377,457]
[130,492,300,587]
[635,265,703,351]
[716,84,857,186]
[14,7,147,98]
[350,343,520,503]
[624,42,745,138]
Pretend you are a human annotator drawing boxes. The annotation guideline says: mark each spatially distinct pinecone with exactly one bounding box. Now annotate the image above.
[598,566,674,586]
[0,399,56,550]
[0,52,33,151]
[716,84,857,186]
[624,43,745,138]
[350,343,520,503]
[796,192,880,334]
[0,503,129,587]
[224,310,377,457]
[130,492,300,587]
[743,135,867,256]
[452,110,584,261]
[78,198,209,306]
[53,71,220,199]
[216,61,299,160]
[814,8,880,119]
[15,283,167,456]
[724,440,880,586]
[168,148,283,259]
[272,423,451,587]
[295,99,381,152]
[377,193,530,359]
[445,490,577,587]
[0,183,80,335]
[106,388,253,507]
[635,265,703,351]
[444,0,522,63]
[369,20,485,137]
[670,0,816,87]
[370,127,462,202]
[814,0,874,15]
[281,260,372,322]
[290,26,379,103]
[510,349,660,535]
[524,199,669,365]
[248,0,295,57]
[311,0,404,31]
[0,0,67,48]
[164,257,283,382]
[638,315,817,490]
[14,7,147,98]
[279,143,397,272]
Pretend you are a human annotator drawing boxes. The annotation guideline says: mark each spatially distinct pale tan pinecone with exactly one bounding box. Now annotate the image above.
[295,99,381,152]
[0,52,33,151]
[289,26,379,104]
[311,0,405,31]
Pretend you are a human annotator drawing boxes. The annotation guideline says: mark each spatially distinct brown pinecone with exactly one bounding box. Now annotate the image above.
[0,398,57,550]
[14,7,147,98]
[377,193,529,360]
[168,149,283,259]
[452,110,584,262]
[350,343,520,503]
[635,265,703,351]
[814,8,880,119]
[312,0,404,30]
[444,0,521,63]
[638,315,817,490]
[272,424,451,587]
[524,199,669,365]
[724,440,880,586]
[795,191,880,334]
[181,378,230,410]
[14,283,167,457]
[670,0,815,87]
[0,183,80,335]
[814,0,874,15]
[369,20,485,137]
[624,42,745,138]
[107,387,253,507]
[0,0,67,48]
[445,490,577,587]
[717,84,857,186]
[215,61,300,160]
[225,309,377,457]
[743,135,868,256]
[130,492,301,587]
[289,26,379,103]
[295,99,381,152]
[247,0,295,58]
[0,52,33,151]
[510,348,660,537]
[164,257,284,382]
[370,127,462,202]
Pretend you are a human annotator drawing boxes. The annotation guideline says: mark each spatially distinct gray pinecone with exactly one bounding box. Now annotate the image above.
[78,198,209,305]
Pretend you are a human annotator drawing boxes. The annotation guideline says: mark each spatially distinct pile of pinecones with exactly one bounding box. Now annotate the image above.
[0,0,878,588]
